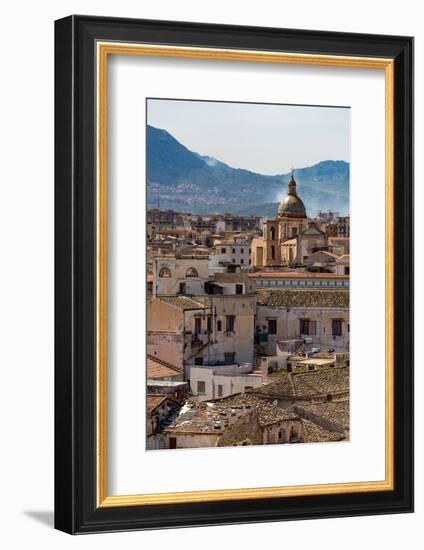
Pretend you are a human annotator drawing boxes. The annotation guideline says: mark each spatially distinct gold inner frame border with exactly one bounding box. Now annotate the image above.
[96,42,395,508]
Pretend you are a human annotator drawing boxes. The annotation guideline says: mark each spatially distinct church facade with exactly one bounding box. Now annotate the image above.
[251,173,327,267]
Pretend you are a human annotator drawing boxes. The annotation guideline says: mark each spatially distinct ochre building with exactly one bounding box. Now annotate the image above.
[252,173,326,267]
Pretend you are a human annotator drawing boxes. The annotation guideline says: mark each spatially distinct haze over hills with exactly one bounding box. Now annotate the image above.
[147,125,349,217]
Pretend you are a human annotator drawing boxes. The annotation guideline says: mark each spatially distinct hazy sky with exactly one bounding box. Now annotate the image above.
[147,99,350,175]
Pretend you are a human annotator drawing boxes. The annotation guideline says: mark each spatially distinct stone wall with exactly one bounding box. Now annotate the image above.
[217,409,263,447]
[262,418,303,444]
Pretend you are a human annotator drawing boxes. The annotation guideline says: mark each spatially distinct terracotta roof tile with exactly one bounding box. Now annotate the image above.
[291,367,349,397]
[250,367,349,399]
[146,394,167,414]
[302,419,345,443]
[147,356,182,379]
[165,393,299,434]
[159,296,211,310]
[256,289,349,308]
[299,401,350,429]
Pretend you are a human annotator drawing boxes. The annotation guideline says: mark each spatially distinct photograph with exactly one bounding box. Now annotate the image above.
[146,98,351,450]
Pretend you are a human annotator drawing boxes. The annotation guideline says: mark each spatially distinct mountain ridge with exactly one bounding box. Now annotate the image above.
[147,125,349,216]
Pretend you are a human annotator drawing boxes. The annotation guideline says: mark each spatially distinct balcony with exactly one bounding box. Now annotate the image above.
[190,330,211,350]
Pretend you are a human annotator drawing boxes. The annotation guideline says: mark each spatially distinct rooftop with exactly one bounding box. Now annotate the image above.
[158,295,212,310]
[155,255,210,261]
[249,374,295,399]
[296,358,335,366]
[249,367,349,400]
[302,419,345,443]
[146,394,167,415]
[219,393,298,426]
[299,401,350,430]
[147,355,182,379]
[165,393,299,435]
[307,250,338,259]
[217,239,252,245]
[309,351,337,359]
[147,380,187,388]
[291,367,349,397]
[256,289,349,308]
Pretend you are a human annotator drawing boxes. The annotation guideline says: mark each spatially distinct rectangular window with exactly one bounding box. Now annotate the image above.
[179,282,186,294]
[217,320,222,332]
[300,318,309,335]
[268,318,277,335]
[240,248,244,253]
[207,315,212,333]
[232,248,236,253]
[197,381,206,394]
[235,284,243,295]
[226,315,235,333]
[332,319,343,336]
[240,258,244,264]
[194,317,202,336]
[217,384,223,397]
[194,357,203,365]
[299,319,317,335]
[221,247,226,253]
[224,352,236,364]
[345,266,350,275]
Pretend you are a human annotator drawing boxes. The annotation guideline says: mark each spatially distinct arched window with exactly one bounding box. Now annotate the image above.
[158,267,171,278]
[270,245,275,260]
[270,226,276,240]
[186,267,198,278]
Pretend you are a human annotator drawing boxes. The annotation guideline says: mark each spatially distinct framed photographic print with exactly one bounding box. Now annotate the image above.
[54,15,414,534]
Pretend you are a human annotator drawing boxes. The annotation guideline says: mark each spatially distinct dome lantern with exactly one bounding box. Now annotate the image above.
[288,170,297,195]
[278,171,307,218]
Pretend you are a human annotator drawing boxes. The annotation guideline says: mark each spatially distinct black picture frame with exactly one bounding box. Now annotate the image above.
[55,15,414,534]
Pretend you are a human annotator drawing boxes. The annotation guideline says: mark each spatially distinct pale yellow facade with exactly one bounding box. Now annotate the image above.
[147,293,256,378]
[257,305,349,353]
[153,256,210,296]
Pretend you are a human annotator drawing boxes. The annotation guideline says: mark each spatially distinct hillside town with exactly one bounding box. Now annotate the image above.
[146,172,350,450]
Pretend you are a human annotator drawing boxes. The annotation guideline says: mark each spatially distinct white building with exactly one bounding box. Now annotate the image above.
[335,255,350,275]
[210,236,252,271]
[189,363,262,401]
